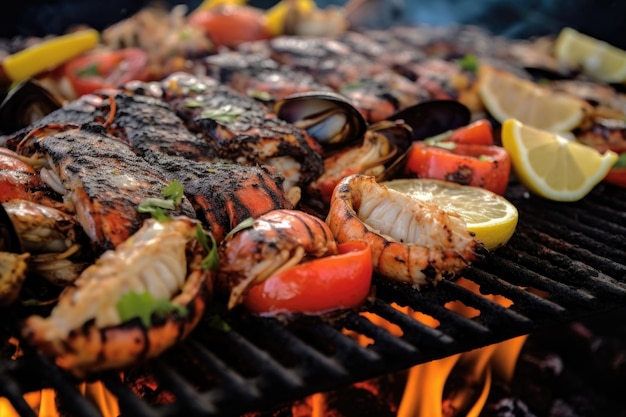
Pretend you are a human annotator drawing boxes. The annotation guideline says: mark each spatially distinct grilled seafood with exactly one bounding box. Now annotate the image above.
[22,216,213,378]
[218,209,338,309]
[2,199,90,286]
[141,72,325,194]
[326,175,485,286]
[15,124,196,252]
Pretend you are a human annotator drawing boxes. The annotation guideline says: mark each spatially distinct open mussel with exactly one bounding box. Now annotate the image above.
[274,91,368,148]
[388,99,470,141]
[0,79,62,134]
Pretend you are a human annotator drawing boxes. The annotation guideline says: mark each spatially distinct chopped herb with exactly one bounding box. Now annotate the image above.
[424,130,457,149]
[116,291,187,328]
[340,81,365,92]
[247,89,273,102]
[137,180,185,221]
[183,99,205,108]
[478,154,492,161]
[458,54,479,73]
[226,217,255,239]
[196,224,219,271]
[206,313,231,332]
[200,105,245,123]
[75,62,100,77]
[161,179,184,205]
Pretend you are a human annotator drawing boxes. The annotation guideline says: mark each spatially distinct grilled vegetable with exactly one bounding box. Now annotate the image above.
[244,240,372,316]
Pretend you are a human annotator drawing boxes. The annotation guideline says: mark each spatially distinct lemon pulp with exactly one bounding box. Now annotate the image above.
[477,65,590,133]
[554,27,626,83]
[382,178,519,250]
[501,119,618,202]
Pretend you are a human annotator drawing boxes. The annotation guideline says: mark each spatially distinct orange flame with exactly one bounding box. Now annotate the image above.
[0,381,120,417]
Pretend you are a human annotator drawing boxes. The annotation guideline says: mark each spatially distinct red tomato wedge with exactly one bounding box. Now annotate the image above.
[188,5,271,49]
[603,166,626,188]
[63,48,149,97]
[404,142,511,195]
[244,241,373,316]
[446,119,495,145]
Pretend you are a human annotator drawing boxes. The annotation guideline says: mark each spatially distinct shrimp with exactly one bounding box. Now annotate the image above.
[326,175,485,287]
[218,209,338,309]
[22,216,213,378]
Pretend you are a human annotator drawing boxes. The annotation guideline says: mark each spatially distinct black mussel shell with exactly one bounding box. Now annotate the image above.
[274,91,368,148]
[0,79,61,134]
[388,100,470,141]
[0,203,21,253]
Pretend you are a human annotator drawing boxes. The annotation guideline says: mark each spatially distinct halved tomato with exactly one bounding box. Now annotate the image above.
[63,48,149,97]
[244,240,372,316]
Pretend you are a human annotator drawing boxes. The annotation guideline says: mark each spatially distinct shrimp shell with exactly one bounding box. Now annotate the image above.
[218,209,338,309]
[22,216,212,378]
[326,174,485,287]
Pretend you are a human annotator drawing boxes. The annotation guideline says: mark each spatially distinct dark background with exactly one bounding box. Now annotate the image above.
[1,0,625,50]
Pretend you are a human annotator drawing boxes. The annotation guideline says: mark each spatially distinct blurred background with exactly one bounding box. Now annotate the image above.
[1,0,625,50]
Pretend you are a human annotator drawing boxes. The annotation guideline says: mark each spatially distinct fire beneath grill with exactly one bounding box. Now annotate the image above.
[0,181,625,416]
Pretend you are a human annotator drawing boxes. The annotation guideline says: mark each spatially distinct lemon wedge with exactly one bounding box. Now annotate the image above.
[477,65,591,133]
[382,178,518,250]
[501,119,618,202]
[554,27,626,83]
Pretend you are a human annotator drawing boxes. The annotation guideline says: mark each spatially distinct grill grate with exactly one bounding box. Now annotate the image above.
[1,182,625,416]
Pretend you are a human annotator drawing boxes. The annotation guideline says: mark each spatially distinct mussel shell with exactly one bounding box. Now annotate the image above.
[0,203,22,253]
[388,100,470,141]
[274,91,367,148]
[367,120,414,182]
[0,79,62,134]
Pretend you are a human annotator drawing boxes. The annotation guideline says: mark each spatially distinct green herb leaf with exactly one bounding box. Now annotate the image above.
[161,179,184,205]
[200,105,245,124]
[206,313,231,332]
[116,291,187,328]
[459,54,479,73]
[226,217,255,239]
[137,181,185,221]
[196,224,219,271]
[183,99,205,108]
[75,62,100,78]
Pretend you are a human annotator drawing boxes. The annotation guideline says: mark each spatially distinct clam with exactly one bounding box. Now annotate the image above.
[0,79,62,134]
[274,91,368,148]
[388,99,471,141]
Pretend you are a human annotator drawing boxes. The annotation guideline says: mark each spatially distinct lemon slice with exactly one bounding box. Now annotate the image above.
[554,27,626,83]
[477,65,591,132]
[382,178,518,250]
[501,119,618,202]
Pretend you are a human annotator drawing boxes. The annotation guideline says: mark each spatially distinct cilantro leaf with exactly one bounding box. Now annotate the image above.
[199,105,244,124]
[161,179,184,205]
[196,224,219,271]
[116,291,187,328]
[459,54,479,73]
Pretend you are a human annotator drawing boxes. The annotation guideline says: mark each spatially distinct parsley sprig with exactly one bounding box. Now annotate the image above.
[137,180,184,221]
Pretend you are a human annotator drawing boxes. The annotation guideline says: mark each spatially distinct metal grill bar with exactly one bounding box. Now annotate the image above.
[0,183,624,417]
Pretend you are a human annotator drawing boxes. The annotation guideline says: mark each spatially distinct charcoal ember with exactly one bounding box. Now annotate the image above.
[324,384,395,417]
[511,349,563,414]
[481,397,537,417]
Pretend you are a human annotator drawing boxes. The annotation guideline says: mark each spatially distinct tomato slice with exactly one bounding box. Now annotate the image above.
[244,241,373,315]
[63,48,149,97]
[446,119,494,145]
[603,167,626,188]
[404,142,511,195]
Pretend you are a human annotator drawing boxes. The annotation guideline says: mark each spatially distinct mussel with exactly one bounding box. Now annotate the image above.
[0,79,62,134]
[274,91,368,148]
[388,99,470,141]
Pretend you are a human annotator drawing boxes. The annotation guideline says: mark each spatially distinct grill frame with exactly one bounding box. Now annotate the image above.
[1,181,625,417]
